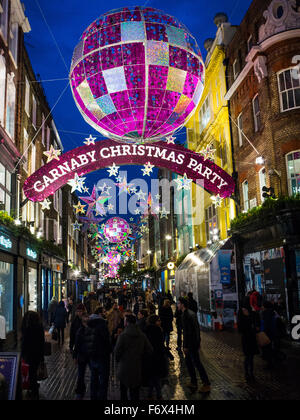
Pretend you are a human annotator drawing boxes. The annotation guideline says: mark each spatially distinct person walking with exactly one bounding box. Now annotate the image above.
[48,296,58,325]
[73,311,90,400]
[85,308,112,400]
[178,297,211,394]
[53,301,67,346]
[21,311,45,400]
[133,296,146,317]
[106,302,122,337]
[175,302,183,352]
[115,315,153,401]
[69,303,86,356]
[238,298,260,382]
[137,309,149,334]
[145,315,168,400]
[158,299,173,349]
[187,292,198,314]
[66,298,73,324]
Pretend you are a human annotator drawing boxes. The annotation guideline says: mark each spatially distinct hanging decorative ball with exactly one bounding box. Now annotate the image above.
[104,217,131,243]
[70,7,204,144]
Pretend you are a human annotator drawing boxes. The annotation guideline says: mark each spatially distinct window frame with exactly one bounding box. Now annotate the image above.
[277,68,300,112]
[252,94,261,132]
[242,180,249,212]
[286,150,300,196]
[237,113,243,147]
[0,0,9,43]
[259,167,267,203]
[233,59,238,80]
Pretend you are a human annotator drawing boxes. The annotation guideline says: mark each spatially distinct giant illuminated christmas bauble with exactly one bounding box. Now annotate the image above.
[70,7,204,144]
[104,217,131,243]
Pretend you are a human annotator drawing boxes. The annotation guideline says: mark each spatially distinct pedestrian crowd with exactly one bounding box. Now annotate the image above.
[19,287,211,400]
[237,289,287,382]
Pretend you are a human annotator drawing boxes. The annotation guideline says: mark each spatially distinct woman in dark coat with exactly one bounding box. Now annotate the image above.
[158,299,173,349]
[21,311,45,399]
[145,315,168,400]
[238,298,260,382]
[53,301,67,345]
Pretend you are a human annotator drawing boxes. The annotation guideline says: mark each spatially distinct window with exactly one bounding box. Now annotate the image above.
[31,143,36,175]
[233,59,238,80]
[0,55,5,125]
[199,96,211,132]
[259,168,267,203]
[242,180,249,212]
[23,128,29,173]
[5,73,16,139]
[0,162,12,214]
[42,114,45,146]
[0,261,14,332]
[32,95,37,128]
[25,77,30,116]
[278,68,300,112]
[205,204,218,244]
[286,151,300,196]
[9,22,18,64]
[253,95,261,132]
[237,113,243,146]
[46,126,50,150]
[0,0,8,42]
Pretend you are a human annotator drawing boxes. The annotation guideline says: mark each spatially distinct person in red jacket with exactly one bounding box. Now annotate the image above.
[249,289,262,312]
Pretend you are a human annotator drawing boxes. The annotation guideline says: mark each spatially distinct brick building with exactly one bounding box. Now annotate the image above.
[225,0,300,321]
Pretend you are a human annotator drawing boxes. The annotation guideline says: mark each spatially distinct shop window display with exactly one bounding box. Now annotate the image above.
[28,267,37,312]
[0,261,14,332]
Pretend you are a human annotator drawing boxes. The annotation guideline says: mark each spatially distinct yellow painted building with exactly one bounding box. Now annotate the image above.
[185,14,236,248]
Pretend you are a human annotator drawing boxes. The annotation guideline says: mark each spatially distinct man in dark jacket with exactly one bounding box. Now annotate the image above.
[175,303,183,351]
[187,292,198,314]
[115,315,153,401]
[85,309,112,400]
[178,298,211,394]
[69,303,86,355]
[73,312,90,400]
[53,301,67,345]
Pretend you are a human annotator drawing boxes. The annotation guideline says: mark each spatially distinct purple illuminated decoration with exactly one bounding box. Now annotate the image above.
[104,217,131,243]
[70,7,204,144]
[23,140,235,202]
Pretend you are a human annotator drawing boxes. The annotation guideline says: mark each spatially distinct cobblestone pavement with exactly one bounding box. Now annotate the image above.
[40,324,300,401]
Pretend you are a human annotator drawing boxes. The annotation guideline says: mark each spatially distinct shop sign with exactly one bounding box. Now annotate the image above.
[167,262,175,270]
[291,315,300,341]
[27,248,38,260]
[0,235,12,250]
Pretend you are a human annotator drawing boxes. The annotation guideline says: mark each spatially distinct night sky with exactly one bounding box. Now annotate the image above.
[22,0,252,216]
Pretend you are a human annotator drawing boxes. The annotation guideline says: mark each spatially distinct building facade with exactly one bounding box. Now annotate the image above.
[225,0,300,322]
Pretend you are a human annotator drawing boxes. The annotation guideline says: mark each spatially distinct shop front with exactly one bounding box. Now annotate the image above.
[175,241,239,329]
[41,254,52,322]
[0,226,18,349]
[52,259,64,302]
[20,241,40,314]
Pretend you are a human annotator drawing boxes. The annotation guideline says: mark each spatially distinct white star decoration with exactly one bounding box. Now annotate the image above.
[166,136,176,144]
[211,194,223,208]
[43,145,61,163]
[40,199,51,211]
[67,173,86,193]
[107,163,120,177]
[199,144,216,161]
[84,135,96,146]
[136,190,147,201]
[72,221,82,231]
[175,173,193,191]
[142,162,154,177]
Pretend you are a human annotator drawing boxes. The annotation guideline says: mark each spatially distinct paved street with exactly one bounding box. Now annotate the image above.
[40,325,300,401]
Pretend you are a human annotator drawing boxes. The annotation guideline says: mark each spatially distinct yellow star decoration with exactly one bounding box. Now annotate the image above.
[43,145,61,163]
[73,203,86,214]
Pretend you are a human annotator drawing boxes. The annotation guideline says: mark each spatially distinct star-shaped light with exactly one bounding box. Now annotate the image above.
[98,183,112,194]
[136,190,147,201]
[129,218,134,222]
[83,187,90,194]
[199,144,216,161]
[43,145,61,163]
[142,162,154,177]
[166,135,176,144]
[107,204,114,211]
[79,186,110,216]
[211,194,223,208]
[84,135,96,146]
[135,209,141,215]
[73,203,86,214]
[68,173,86,193]
[160,207,169,219]
[107,163,120,177]
[115,177,135,195]
[72,221,82,231]
[155,194,161,201]
[175,173,193,191]
[40,199,51,211]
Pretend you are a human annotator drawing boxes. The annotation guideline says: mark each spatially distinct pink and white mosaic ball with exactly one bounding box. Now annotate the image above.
[104,217,131,243]
[70,7,204,143]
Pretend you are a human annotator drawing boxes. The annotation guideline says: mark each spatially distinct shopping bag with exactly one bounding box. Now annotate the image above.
[37,362,48,381]
[21,360,30,390]
[256,332,271,348]
[49,325,54,335]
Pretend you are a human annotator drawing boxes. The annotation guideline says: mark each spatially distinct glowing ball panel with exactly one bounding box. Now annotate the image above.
[70,7,204,143]
[104,217,131,243]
